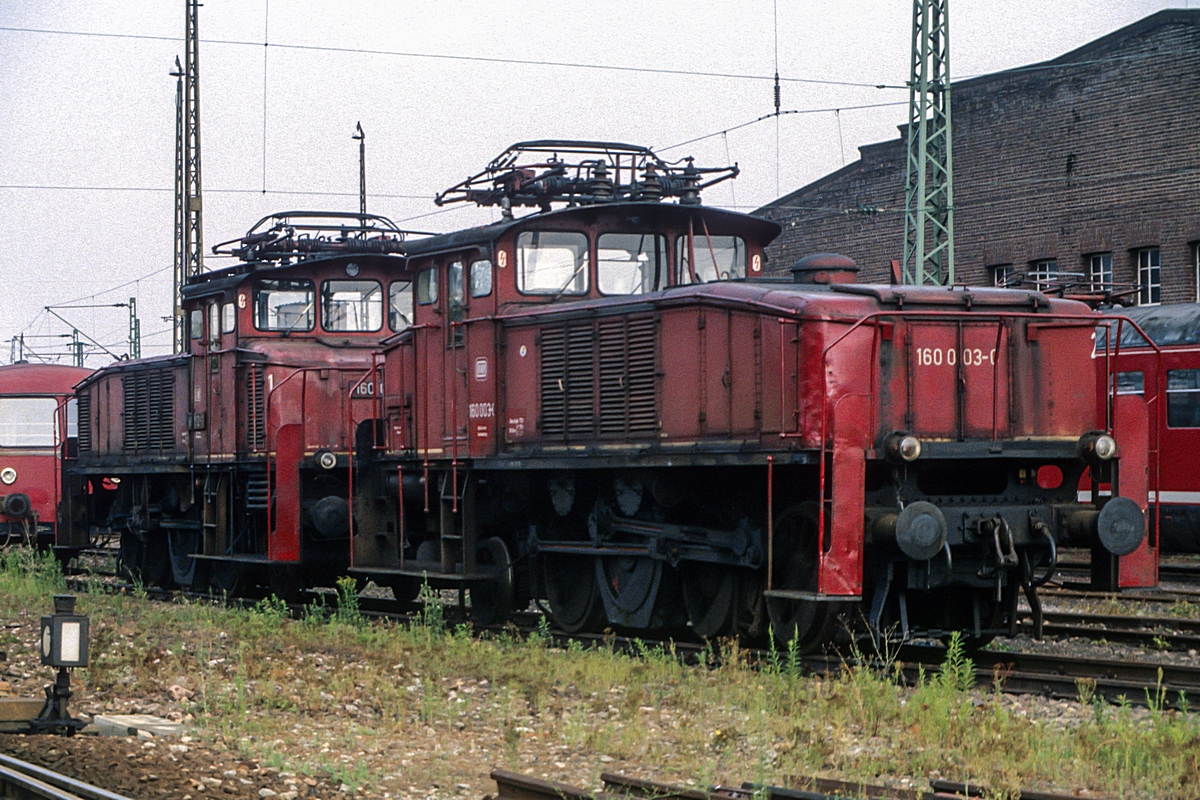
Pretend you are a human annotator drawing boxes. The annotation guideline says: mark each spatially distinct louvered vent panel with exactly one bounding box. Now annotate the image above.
[565,325,596,438]
[625,317,658,433]
[123,370,175,453]
[246,366,265,450]
[598,319,627,435]
[598,316,658,437]
[76,392,91,452]
[539,326,566,436]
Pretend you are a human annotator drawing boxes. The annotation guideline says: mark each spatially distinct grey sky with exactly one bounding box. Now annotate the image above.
[0,1,1185,364]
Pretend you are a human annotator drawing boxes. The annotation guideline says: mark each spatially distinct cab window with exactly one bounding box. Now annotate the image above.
[321,280,382,332]
[470,260,493,298]
[676,234,747,283]
[221,302,236,334]
[189,309,203,340]
[389,281,414,332]
[598,233,668,295]
[208,303,220,347]
[416,268,438,305]
[0,397,58,447]
[516,231,588,295]
[254,279,314,332]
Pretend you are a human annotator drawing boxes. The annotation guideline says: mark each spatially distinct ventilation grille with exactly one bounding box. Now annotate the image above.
[540,315,658,442]
[76,392,91,453]
[122,370,175,452]
[246,365,266,450]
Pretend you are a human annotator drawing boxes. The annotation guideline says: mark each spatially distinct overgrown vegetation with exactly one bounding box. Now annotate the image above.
[3,552,1199,798]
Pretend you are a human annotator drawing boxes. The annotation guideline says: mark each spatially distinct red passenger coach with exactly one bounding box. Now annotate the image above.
[345,141,1149,649]
[1098,303,1200,554]
[62,213,415,594]
[0,363,91,546]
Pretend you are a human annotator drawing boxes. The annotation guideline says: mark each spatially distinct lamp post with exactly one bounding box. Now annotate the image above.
[31,595,88,735]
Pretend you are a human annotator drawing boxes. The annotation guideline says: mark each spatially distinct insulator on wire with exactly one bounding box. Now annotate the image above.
[774,73,781,115]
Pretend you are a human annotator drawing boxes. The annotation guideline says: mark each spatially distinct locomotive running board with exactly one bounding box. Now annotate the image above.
[349,564,497,585]
[762,589,853,602]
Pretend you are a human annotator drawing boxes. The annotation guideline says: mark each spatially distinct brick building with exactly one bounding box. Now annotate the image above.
[756,9,1200,305]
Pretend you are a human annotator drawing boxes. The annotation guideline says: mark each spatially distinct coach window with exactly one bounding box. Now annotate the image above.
[598,233,668,295]
[1167,369,1200,427]
[676,234,746,284]
[516,231,588,295]
[0,397,58,447]
[416,268,438,305]
[221,302,236,334]
[1115,371,1144,396]
[253,278,314,332]
[389,281,414,331]
[321,280,382,332]
[470,260,493,298]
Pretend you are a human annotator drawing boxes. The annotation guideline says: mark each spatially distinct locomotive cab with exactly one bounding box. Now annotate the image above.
[69,212,417,595]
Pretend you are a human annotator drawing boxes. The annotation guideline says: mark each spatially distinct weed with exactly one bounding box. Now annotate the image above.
[937,632,976,693]
[1152,634,1171,651]
[414,578,446,638]
[334,576,362,626]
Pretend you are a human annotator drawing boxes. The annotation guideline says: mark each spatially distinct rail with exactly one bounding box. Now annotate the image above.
[0,753,134,800]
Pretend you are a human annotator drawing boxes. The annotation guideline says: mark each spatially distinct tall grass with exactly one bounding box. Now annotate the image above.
[1,557,1197,798]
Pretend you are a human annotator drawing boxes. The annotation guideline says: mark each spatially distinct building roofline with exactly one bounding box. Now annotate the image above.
[754,9,1200,214]
[954,8,1200,92]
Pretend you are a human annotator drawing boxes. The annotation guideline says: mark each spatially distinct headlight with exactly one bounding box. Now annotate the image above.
[1093,434,1117,460]
[884,432,922,463]
[0,468,15,485]
[316,450,338,470]
[1078,431,1118,461]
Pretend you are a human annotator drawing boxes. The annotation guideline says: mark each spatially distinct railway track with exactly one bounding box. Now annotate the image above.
[67,574,1199,709]
[0,753,133,800]
[491,766,1098,800]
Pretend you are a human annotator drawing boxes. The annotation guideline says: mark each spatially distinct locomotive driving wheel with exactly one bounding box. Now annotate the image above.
[542,554,603,633]
[682,567,763,641]
[766,501,843,653]
[470,537,514,626]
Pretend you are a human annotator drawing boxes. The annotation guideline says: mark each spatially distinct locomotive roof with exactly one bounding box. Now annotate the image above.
[0,363,93,395]
[181,251,410,300]
[400,202,782,259]
[1098,303,1200,348]
[473,278,1088,331]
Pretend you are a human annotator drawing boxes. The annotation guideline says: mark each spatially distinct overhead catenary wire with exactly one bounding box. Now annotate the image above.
[0,25,901,90]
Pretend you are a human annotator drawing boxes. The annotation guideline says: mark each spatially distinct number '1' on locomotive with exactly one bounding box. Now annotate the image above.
[64,142,1152,649]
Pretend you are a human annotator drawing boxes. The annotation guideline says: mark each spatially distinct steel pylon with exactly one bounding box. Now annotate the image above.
[902,0,954,286]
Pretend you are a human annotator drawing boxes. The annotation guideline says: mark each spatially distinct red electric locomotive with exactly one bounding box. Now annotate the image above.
[61,212,414,594]
[0,363,91,547]
[342,141,1149,648]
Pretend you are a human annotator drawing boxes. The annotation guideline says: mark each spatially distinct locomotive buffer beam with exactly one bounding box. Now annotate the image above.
[531,511,763,570]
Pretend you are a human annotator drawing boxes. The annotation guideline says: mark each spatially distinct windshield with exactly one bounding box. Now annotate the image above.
[322,280,382,332]
[0,397,58,447]
[677,234,747,283]
[516,231,588,295]
[254,279,315,332]
[598,233,668,295]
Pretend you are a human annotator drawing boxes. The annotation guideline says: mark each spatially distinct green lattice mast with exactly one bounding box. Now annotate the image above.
[902,0,954,285]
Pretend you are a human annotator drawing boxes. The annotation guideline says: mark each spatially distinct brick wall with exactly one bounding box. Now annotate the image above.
[757,10,1200,304]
